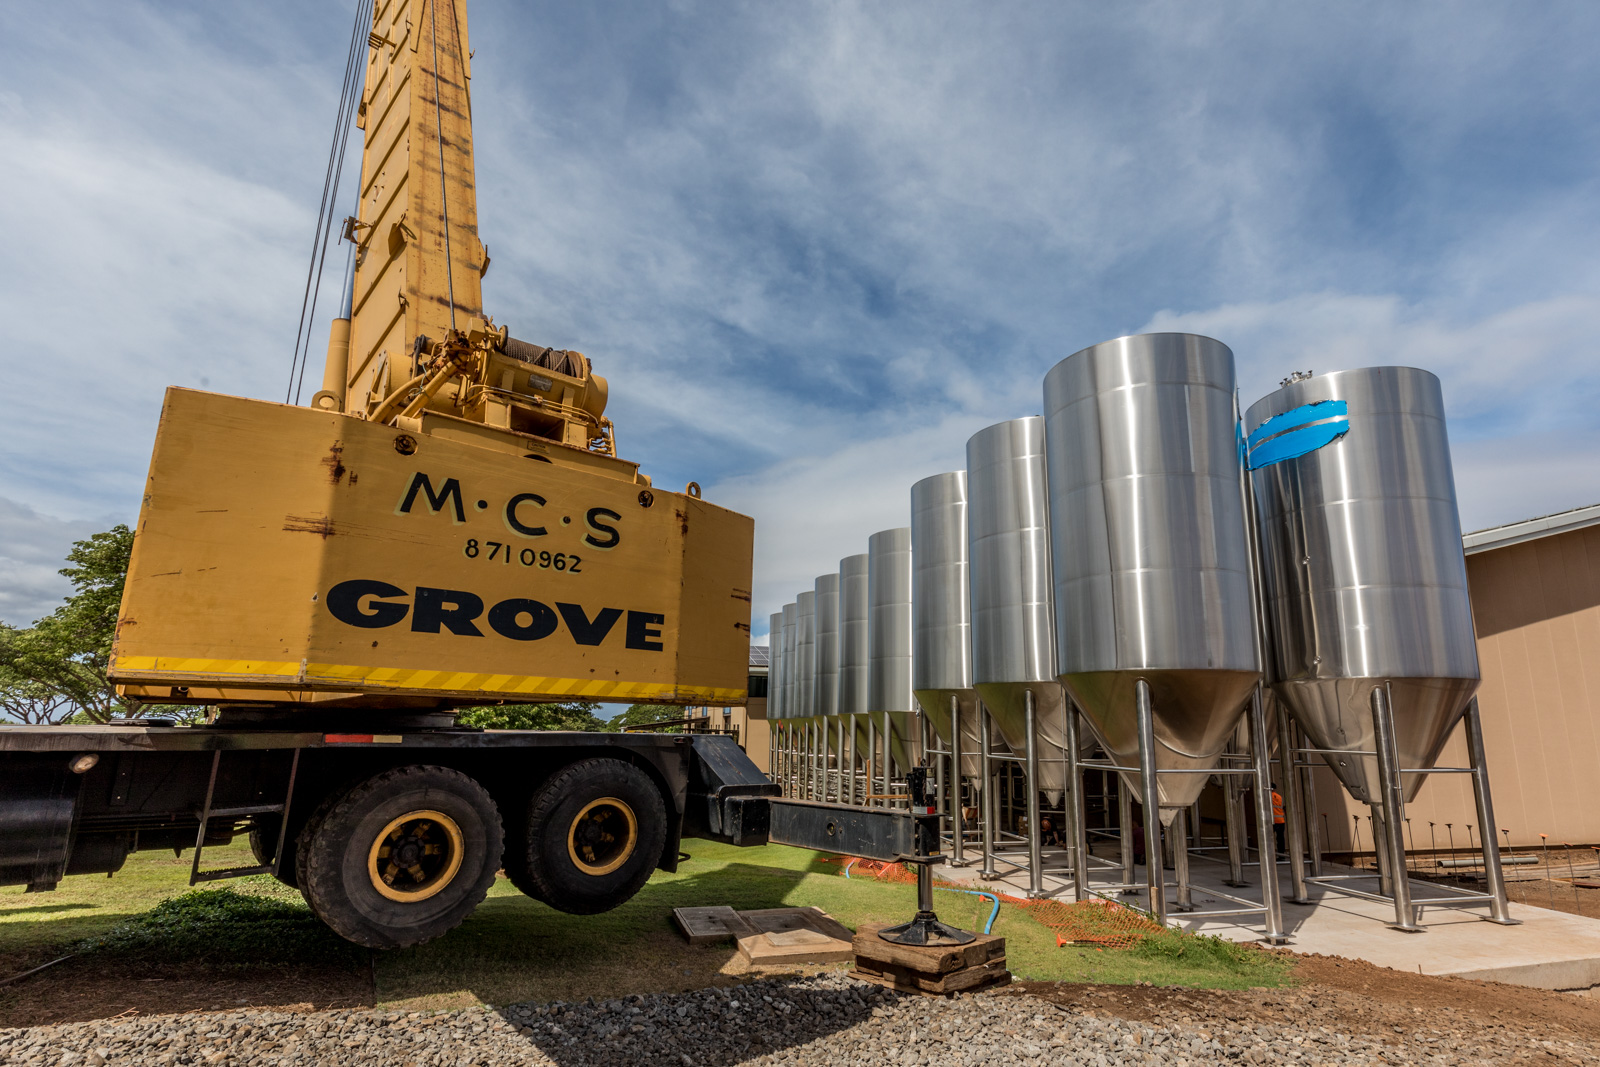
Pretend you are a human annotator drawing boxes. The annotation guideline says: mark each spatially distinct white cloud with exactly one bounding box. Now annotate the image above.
[3,0,1598,644]
[710,410,1000,631]
[1142,292,1600,530]
[0,498,105,626]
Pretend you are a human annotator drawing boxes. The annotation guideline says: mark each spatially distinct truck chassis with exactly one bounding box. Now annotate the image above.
[0,721,924,948]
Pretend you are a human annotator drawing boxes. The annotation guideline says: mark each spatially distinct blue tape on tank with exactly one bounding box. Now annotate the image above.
[1248,419,1349,469]
[1246,399,1348,450]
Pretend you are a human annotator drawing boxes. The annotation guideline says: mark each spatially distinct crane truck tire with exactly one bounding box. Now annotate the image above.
[513,757,667,915]
[296,765,503,949]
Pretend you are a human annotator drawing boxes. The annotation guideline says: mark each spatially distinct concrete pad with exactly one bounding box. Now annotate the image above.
[672,905,755,945]
[734,907,855,967]
[737,928,855,966]
[933,846,1600,993]
[738,906,855,943]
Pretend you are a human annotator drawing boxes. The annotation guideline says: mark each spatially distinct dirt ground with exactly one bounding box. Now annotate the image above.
[0,949,374,1029]
[9,940,1600,1063]
[1504,879,1600,920]
[1011,952,1600,1061]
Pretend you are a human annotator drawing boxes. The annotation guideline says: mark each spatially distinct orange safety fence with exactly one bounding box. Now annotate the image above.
[1020,898,1163,949]
[817,856,1162,949]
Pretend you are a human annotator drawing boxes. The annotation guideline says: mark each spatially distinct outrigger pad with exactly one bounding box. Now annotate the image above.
[877,911,976,947]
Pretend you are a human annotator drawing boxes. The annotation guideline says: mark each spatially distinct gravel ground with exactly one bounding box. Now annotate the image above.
[2,973,1595,1067]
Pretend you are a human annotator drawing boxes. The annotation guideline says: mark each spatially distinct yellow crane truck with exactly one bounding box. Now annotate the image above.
[0,0,948,950]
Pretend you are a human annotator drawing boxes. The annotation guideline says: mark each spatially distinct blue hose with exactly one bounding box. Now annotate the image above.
[938,887,1002,935]
[841,859,1001,935]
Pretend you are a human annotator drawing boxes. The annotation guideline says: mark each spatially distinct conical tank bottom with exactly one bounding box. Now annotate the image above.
[882,711,916,773]
[1062,669,1257,811]
[971,681,1070,799]
[1274,676,1476,804]
[914,688,983,777]
[851,713,912,783]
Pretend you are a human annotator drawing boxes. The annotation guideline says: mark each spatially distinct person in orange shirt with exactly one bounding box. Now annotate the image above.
[1271,783,1286,856]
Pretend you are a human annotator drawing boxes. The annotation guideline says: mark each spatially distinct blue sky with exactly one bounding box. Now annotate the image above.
[3,1,1599,635]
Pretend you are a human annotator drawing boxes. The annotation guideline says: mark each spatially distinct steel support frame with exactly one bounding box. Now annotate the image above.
[1299,691,1517,929]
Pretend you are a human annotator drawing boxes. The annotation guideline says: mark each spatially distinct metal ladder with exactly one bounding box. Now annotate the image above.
[189,749,302,885]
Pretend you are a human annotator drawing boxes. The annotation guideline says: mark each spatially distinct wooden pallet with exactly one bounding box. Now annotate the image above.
[850,923,1011,995]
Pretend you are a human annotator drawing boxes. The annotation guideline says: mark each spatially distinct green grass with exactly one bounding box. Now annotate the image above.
[0,842,273,952]
[0,840,1290,1007]
[76,888,364,968]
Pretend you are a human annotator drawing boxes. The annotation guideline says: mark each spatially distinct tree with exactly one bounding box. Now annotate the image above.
[607,703,686,732]
[0,525,137,724]
[456,701,607,731]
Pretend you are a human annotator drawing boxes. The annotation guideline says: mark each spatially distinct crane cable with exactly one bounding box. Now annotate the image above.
[286,0,375,405]
[431,0,458,331]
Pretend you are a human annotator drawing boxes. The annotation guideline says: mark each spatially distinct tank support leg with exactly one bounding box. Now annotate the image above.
[1276,700,1311,904]
[1173,806,1195,911]
[1299,724,1323,877]
[1224,748,1247,886]
[1024,688,1045,899]
[979,701,997,880]
[1119,780,1137,895]
[813,722,822,802]
[949,695,968,866]
[1135,679,1166,925]
[849,721,859,806]
[1067,698,1088,902]
[1464,697,1519,925]
[867,715,878,808]
[841,718,849,803]
[820,721,828,802]
[1371,684,1423,932]
[1247,685,1289,943]
[881,711,893,804]
[1371,805,1392,896]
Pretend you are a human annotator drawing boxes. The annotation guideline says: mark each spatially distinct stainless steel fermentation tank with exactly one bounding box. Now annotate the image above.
[966,418,1071,800]
[1042,334,1259,813]
[838,553,871,804]
[814,573,843,801]
[796,591,820,798]
[911,472,980,865]
[867,529,917,789]
[780,601,797,796]
[1044,333,1281,935]
[769,609,785,791]
[911,472,982,779]
[967,417,1074,898]
[1247,367,1476,805]
[1246,365,1513,928]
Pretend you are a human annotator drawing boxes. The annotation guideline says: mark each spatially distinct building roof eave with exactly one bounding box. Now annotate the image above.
[1463,502,1600,556]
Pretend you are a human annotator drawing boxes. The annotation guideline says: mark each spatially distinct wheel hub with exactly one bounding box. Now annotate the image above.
[367,809,465,903]
[567,797,639,876]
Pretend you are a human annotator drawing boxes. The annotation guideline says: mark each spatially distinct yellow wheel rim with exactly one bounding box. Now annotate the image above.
[367,809,465,903]
[566,797,638,876]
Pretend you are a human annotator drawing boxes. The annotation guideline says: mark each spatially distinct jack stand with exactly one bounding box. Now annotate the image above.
[878,767,976,947]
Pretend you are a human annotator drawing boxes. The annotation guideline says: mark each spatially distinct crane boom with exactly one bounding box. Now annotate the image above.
[108,0,753,712]
[351,0,486,384]
[319,0,620,469]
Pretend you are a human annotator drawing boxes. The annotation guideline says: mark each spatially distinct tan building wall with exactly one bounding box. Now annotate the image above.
[683,695,770,774]
[1311,521,1600,852]
[732,696,770,774]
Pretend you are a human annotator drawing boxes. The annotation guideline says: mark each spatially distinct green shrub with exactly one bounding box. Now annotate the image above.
[77,888,363,967]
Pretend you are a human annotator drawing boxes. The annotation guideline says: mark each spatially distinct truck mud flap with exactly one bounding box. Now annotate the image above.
[0,757,82,891]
